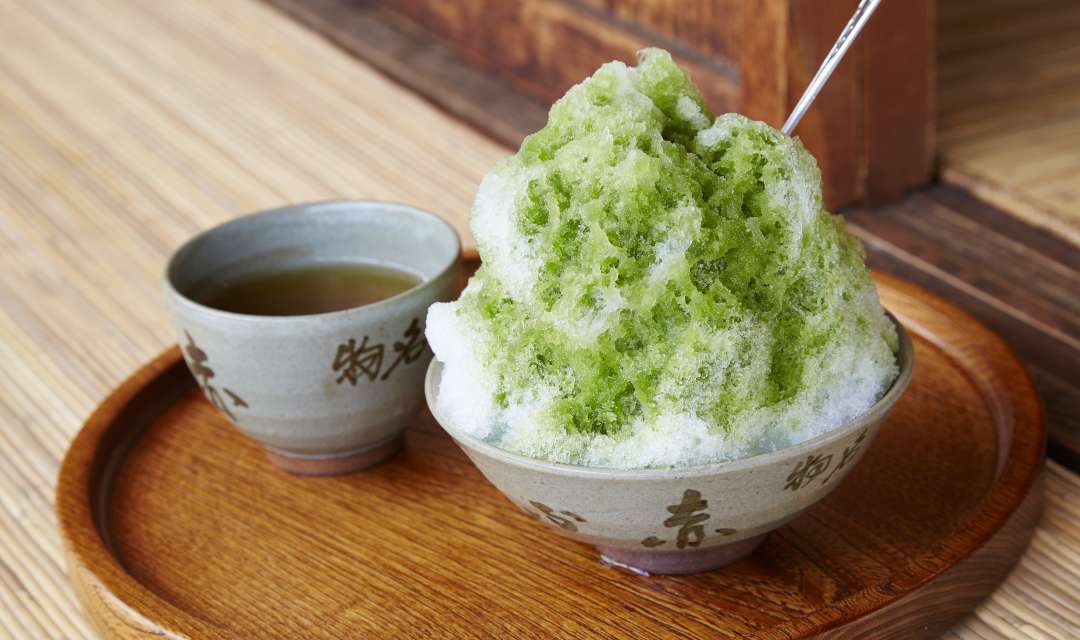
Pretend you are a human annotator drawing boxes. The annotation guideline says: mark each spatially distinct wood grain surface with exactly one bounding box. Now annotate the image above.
[57,273,1045,639]
[363,0,743,116]
[938,0,1080,246]
[270,0,934,210]
[0,0,1074,638]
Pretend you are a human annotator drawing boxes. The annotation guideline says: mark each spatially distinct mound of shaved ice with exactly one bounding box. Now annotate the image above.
[426,49,899,469]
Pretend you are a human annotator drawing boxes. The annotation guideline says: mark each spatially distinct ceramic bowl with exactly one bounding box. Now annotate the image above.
[425,314,913,574]
[165,201,461,475]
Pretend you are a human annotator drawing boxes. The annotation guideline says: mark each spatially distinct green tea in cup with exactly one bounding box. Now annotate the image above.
[189,262,421,317]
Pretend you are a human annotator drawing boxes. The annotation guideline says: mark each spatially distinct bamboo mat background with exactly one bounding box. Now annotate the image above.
[0,0,1075,638]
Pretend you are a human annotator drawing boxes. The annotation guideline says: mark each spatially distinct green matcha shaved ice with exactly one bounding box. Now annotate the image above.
[426,48,899,469]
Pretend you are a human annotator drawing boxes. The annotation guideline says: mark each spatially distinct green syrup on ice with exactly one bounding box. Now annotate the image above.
[452,49,898,463]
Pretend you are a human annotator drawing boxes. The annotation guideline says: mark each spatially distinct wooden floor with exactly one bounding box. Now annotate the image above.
[938,0,1080,246]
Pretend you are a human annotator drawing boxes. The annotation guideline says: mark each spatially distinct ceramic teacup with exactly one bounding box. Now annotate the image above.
[426,314,913,574]
[165,201,461,475]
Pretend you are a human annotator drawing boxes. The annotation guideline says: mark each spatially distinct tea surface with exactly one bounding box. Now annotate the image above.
[191,262,420,316]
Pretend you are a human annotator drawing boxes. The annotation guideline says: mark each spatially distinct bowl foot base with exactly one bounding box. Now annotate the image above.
[264,438,401,476]
[598,534,767,575]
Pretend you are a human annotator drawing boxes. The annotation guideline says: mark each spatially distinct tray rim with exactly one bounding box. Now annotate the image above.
[56,272,1046,639]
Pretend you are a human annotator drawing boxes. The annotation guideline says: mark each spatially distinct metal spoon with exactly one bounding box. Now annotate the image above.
[781,0,883,135]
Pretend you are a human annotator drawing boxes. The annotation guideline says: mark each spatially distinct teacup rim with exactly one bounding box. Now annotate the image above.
[425,311,914,480]
[163,199,462,324]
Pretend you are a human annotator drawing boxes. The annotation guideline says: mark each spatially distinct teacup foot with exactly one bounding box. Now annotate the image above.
[598,533,766,575]
[264,438,401,476]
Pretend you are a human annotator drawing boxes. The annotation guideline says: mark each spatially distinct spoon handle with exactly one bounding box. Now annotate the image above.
[781,0,883,136]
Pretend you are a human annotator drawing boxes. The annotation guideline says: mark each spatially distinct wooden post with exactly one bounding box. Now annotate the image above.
[276,0,936,210]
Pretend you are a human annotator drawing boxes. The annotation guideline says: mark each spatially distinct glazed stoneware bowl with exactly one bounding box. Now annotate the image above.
[165,201,461,475]
[425,314,913,574]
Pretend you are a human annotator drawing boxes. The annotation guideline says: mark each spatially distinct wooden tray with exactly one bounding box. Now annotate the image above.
[57,274,1045,639]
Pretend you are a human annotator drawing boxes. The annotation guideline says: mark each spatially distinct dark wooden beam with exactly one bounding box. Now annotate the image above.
[847,186,1079,469]
[266,0,547,148]
[267,0,933,211]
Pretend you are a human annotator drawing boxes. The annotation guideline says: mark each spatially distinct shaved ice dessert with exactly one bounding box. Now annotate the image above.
[426,49,899,469]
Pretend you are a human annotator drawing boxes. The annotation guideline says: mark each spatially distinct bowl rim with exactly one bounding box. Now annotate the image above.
[425,311,914,480]
[163,199,462,324]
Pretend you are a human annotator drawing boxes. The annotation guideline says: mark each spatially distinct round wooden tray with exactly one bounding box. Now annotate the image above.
[57,274,1044,639]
